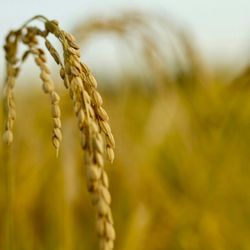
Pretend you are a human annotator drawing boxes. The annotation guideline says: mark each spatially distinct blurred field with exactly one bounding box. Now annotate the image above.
[1,12,250,250]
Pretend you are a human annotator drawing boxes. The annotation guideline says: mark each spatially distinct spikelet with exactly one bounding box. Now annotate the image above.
[2,16,115,250]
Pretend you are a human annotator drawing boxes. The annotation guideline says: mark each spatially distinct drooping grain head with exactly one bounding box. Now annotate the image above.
[2,16,116,250]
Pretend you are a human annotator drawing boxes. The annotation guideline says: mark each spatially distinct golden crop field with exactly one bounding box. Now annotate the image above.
[1,11,250,250]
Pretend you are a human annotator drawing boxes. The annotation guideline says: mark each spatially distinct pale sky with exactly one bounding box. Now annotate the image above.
[0,0,250,77]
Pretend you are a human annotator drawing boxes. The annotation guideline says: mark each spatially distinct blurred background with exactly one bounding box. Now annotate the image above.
[1,0,250,249]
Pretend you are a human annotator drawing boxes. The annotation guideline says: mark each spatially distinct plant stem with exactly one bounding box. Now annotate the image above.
[2,146,13,250]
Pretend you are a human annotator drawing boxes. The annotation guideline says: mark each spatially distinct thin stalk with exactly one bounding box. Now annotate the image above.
[2,145,14,250]
[19,15,49,30]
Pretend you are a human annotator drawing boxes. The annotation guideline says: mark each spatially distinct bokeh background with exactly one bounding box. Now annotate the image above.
[1,1,250,249]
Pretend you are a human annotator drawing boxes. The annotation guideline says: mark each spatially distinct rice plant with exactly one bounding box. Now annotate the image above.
[2,16,115,250]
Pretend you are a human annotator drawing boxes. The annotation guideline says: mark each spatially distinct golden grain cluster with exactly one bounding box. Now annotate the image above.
[2,15,115,250]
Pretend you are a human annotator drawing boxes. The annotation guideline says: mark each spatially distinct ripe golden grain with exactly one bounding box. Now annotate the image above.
[2,15,116,250]
[2,130,13,146]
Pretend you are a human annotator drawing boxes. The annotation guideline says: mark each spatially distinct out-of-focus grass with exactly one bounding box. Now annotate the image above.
[1,70,250,250]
